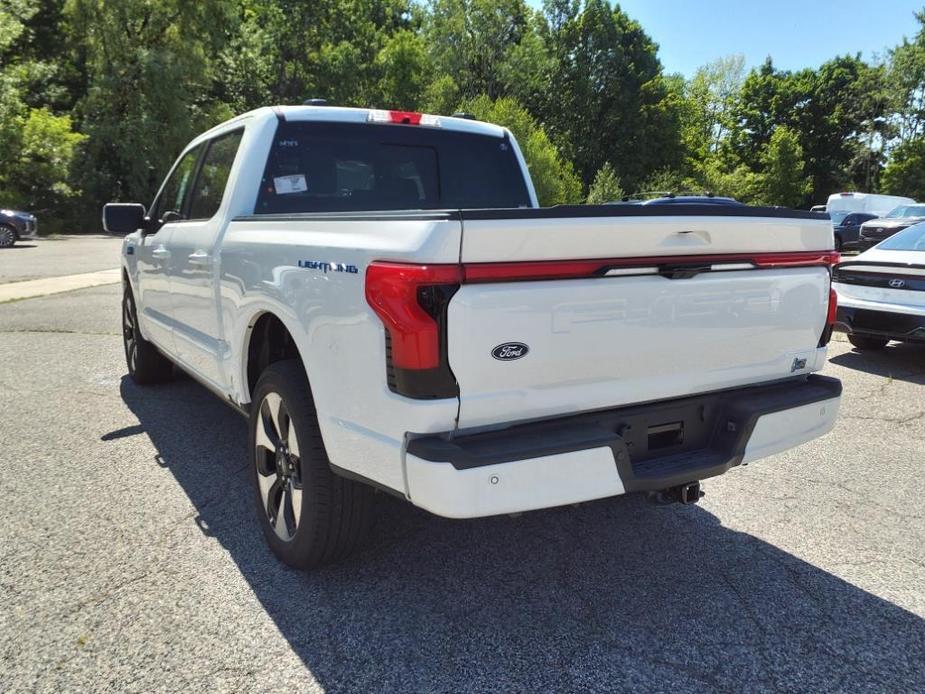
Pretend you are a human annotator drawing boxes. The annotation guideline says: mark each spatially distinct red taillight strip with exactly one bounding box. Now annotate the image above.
[462,251,840,283]
[365,263,462,370]
[827,288,838,325]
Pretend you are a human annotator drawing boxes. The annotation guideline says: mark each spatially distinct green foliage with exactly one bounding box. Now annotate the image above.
[730,54,884,204]
[426,0,534,100]
[586,162,623,204]
[755,126,810,207]
[0,108,86,220]
[539,0,683,190]
[882,138,925,200]
[375,30,430,109]
[5,0,925,230]
[638,168,685,196]
[462,94,582,206]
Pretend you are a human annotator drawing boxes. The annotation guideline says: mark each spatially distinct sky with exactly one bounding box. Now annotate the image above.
[527,0,923,77]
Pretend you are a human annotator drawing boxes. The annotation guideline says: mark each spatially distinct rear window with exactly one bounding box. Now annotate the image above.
[254,121,531,214]
[877,222,925,251]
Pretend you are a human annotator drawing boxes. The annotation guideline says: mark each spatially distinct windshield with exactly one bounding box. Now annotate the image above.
[876,222,925,251]
[829,211,849,225]
[885,204,925,218]
[255,121,532,214]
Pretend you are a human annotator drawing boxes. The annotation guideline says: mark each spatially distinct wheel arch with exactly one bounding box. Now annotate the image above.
[242,310,306,404]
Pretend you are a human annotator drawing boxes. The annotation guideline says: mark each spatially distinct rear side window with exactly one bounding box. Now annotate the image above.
[254,122,531,214]
[188,129,244,220]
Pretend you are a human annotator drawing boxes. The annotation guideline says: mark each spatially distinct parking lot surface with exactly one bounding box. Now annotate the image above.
[0,235,121,283]
[1,240,923,692]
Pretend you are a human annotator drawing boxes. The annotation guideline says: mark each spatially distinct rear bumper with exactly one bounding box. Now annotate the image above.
[836,304,925,342]
[404,376,842,518]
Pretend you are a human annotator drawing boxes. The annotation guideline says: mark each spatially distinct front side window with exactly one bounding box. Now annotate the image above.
[152,146,202,223]
[255,121,531,214]
[188,129,244,220]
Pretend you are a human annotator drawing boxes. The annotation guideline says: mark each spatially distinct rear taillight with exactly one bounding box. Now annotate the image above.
[819,287,838,347]
[365,262,461,398]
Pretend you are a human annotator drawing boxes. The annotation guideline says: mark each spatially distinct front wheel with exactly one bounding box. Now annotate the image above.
[0,224,16,248]
[122,286,173,384]
[249,360,372,569]
[848,334,889,351]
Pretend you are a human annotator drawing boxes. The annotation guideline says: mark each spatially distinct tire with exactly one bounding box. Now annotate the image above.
[848,334,889,351]
[0,225,16,248]
[122,285,173,384]
[249,360,372,569]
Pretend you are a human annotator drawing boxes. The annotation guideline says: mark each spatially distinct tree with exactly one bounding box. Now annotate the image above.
[586,162,623,203]
[882,138,925,200]
[426,0,534,101]
[0,107,85,217]
[66,0,236,208]
[682,55,746,160]
[539,0,683,190]
[730,55,883,203]
[462,94,582,205]
[755,126,810,207]
[888,10,925,146]
[375,29,430,109]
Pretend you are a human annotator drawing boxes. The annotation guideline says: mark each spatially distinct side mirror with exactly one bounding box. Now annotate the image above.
[103,203,146,234]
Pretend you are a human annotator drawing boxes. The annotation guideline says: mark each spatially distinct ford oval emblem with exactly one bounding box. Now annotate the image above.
[492,342,529,361]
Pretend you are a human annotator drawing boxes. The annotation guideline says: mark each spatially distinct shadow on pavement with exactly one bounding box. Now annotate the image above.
[829,340,925,384]
[115,376,925,692]
[3,244,37,249]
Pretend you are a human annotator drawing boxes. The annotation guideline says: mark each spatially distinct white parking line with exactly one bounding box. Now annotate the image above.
[0,268,121,303]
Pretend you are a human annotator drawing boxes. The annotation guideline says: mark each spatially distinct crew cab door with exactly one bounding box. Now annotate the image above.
[163,128,244,389]
[137,144,204,354]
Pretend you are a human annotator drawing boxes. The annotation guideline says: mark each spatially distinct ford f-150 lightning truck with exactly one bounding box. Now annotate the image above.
[104,105,842,568]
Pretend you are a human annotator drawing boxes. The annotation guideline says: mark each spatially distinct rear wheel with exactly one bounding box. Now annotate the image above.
[848,334,889,351]
[0,225,15,248]
[250,360,372,569]
[122,286,173,384]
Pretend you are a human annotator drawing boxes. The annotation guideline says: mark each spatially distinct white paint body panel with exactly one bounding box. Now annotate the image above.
[450,268,831,429]
[405,448,624,518]
[742,397,840,464]
[121,105,842,515]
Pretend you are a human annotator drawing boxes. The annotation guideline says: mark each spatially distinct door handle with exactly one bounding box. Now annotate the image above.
[188,251,212,267]
[151,246,171,260]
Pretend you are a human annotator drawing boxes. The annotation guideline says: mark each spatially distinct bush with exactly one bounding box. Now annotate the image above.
[586,162,624,204]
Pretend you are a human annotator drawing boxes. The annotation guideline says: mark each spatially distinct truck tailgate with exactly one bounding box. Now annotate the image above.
[449,209,835,429]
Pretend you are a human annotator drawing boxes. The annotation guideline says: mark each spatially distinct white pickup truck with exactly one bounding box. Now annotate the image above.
[104,105,842,568]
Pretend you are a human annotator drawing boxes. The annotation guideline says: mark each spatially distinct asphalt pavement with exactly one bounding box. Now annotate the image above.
[0,235,122,283]
[0,240,923,692]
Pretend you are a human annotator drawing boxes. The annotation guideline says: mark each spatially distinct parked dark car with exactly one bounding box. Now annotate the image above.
[858,204,925,251]
[833,212,877,252]
[0,208,38,248]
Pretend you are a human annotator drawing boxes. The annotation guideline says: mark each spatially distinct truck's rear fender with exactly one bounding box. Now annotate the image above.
[220,215,463,494]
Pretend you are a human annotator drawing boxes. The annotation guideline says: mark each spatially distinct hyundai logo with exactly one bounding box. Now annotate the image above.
[889,279,906,289]
[491,342,529,361]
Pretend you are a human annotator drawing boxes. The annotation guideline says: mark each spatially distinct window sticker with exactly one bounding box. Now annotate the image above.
[274,174,308,195]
